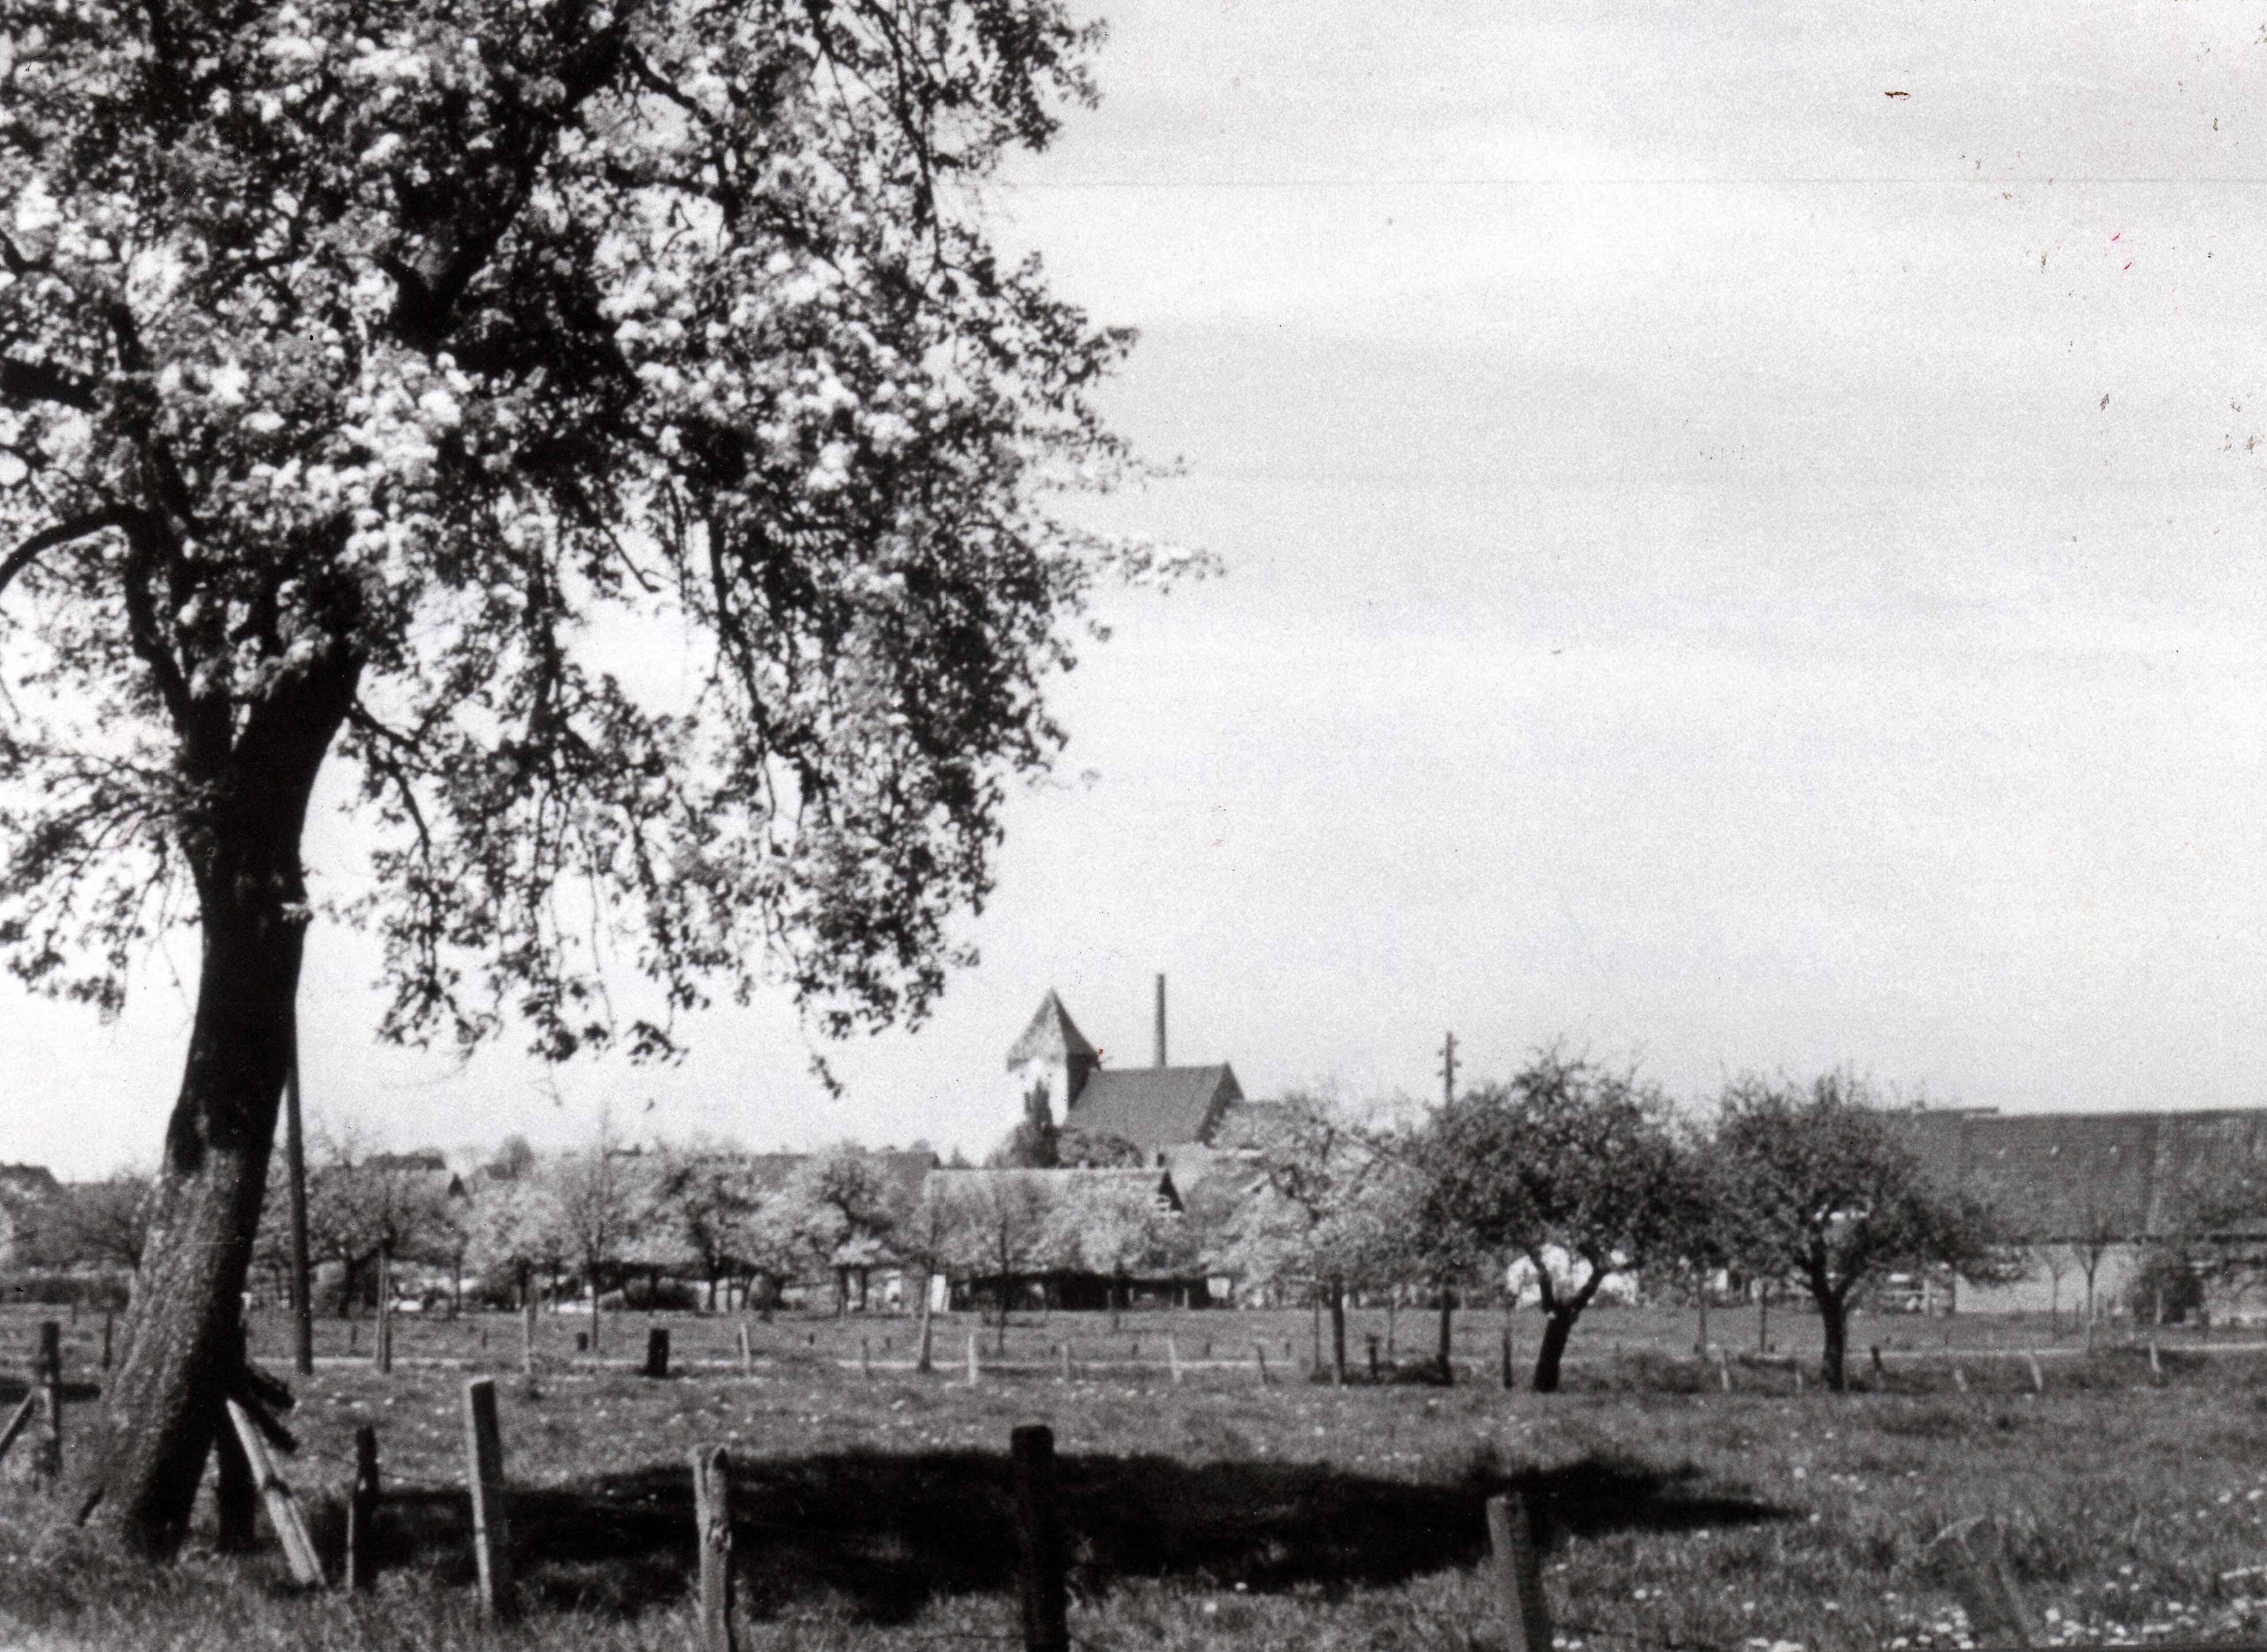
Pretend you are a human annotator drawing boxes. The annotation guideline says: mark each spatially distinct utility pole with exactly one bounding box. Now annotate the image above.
[285,1007,314,1376]
[1439,1032,1458,1107]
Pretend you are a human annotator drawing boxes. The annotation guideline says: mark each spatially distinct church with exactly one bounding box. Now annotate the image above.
[1004,979,1246,1185]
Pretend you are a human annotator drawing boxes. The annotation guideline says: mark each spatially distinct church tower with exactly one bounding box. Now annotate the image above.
[1006,990,1100,1118]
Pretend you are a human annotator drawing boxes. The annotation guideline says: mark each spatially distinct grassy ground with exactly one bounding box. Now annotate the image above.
[0,1302,2261,1652]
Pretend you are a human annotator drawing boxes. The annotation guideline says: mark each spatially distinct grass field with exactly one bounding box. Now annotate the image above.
[1,1299,2262,1652]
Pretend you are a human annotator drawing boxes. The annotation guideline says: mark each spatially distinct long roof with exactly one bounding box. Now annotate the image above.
[1064,1064,1242,1150]
[1886,1107,2267,1241]
[923,1165,1182,1212]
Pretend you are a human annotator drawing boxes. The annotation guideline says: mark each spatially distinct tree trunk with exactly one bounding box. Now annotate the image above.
[1696,1286,1709,1355]
[1531,1310,1576,1393]
[1436,1285,1455,1385]
[1820,1294,1849,1392]
[72,649,355,1556]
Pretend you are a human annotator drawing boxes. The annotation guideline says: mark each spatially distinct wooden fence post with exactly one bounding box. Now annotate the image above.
[463,1377,517,1620]
[1717,1347,1732,1392]
[1954,1366,1968,1392]
[692,1446,737,1652]
[1488,1492,1550,1652]
[1010,1425,1069,1652]
[224,1399,324,1587]
[645,1326,670,1380]
[375,1248,394,1376]
[36,1321,62,1483]
[1059,1342,1071,1382]
[2026,1351,2044,1393]
[522,1294,539,1388]
[1255,1343,1270,1386]
[100,1312,113,1371]
[1940,1517,2035,1647]
[1500,1325,1515,1390]
[1167,1337,1182,1386]
[345,1424,380,1592]
[861,1338,873,1380]
[737,1323,753,1375]
[2148,1339,2162,1378]
[1871,1344,1885,1380]
[967,1332,980,1388]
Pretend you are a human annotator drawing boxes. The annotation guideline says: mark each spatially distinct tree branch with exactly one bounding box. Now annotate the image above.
[0,510,132,598]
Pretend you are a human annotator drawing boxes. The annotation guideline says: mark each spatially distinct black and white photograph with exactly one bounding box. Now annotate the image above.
[3,1,2266,1646]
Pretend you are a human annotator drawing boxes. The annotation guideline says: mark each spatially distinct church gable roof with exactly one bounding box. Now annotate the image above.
[1064,1065,1242,1150]
[1006,990,1097,1070]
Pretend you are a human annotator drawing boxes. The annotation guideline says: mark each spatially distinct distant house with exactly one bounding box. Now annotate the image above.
[0,1164,62,1270]
[1006,985,1246,1183]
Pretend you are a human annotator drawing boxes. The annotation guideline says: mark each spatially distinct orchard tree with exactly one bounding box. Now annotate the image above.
[1711,1073,2023,1391]
[1223,1093,1390,1380]
[783,1142,904,1313]
[1414,1053,1694,1393]
[0,0,1192,1554]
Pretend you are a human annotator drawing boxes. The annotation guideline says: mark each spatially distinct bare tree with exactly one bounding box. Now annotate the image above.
[544,1115,645,1354]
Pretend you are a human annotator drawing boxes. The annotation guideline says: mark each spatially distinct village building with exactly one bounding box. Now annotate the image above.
[1889,1105,2267,1323]
[1005,979,1248,1186]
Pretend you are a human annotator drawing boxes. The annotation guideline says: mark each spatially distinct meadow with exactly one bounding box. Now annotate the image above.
[0,1299,2261,1652]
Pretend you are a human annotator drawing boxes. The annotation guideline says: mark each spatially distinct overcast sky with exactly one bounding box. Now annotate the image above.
[17,0,2267,1178]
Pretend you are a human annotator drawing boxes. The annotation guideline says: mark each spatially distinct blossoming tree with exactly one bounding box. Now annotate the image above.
[0,0,1185,1554]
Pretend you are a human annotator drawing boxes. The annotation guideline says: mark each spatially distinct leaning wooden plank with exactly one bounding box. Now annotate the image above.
[0,1390,38,1465]
[225,1399,324,1587]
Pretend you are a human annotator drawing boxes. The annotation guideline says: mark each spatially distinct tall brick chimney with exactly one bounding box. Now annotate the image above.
[1154,973,1166,1068]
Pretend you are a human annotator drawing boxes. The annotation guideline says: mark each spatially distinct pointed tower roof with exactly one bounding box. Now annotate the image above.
[1006,990,1098,1070]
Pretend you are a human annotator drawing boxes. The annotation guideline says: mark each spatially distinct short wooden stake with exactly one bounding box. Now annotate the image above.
[1717,1347,1732,1392]
[737,1324,753,1374]
[225,1399,324,1587]
[100,1312,113,1371]
[967,1332,980,1388]
[1059,1342,1071,1382]
[645,1325,670,1380]
[462,1377,517,1620]
[1954,1365,1968,1392]
[1167,1337,1182,1385]
[1487,1491,1551,1652]
[1500,1325,1515,1390]
[692,1446,737,1652]
[1794,1363,1804,1395]
[1256,1343,1271,1386]
[2148,1339,2161,1377]
[1871,1344,1885,1378]
[1010,1425,1069,1652]
[2026,1351,2044,1393]
[522,1295,537,1381]
[345,1423,380,1592]
[861,1337,873,1380]
[1367,1335,1381,1382]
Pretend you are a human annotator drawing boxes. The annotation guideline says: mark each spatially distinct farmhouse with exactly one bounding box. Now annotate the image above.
[1006,980,1248,1184]
[1888,1105,2267,1321]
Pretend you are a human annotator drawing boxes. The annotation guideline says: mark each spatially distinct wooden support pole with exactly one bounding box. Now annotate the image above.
[1954,1366,1968,1393]
[214,1401,257,1552]
[737,1323,753,1375]
[2027,1351,2044,1393]
[645,1326,670,1380]
[522,1293,538,1380]
[1871,1344,1885,1379]
[37,1320,62,1482]
[967,1332,980,1388]
[1255,1343,1271,1386]
[462,1377,516,1620]
[1500,1324,1515,1390]
[692,1446,737,1652]
[1167,1337,1182,1386]
[225,1399,324,1587]
[2148,1339,2162,1378]
[345,1424,380,1592]
[1487,1492,1551,1652]
[1010,1425,1069,1652]
[1059,1342,1071,1382]
[861,1337,872,1380]
[1717,1347,1732,1392]
[101,1312,113,1371]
